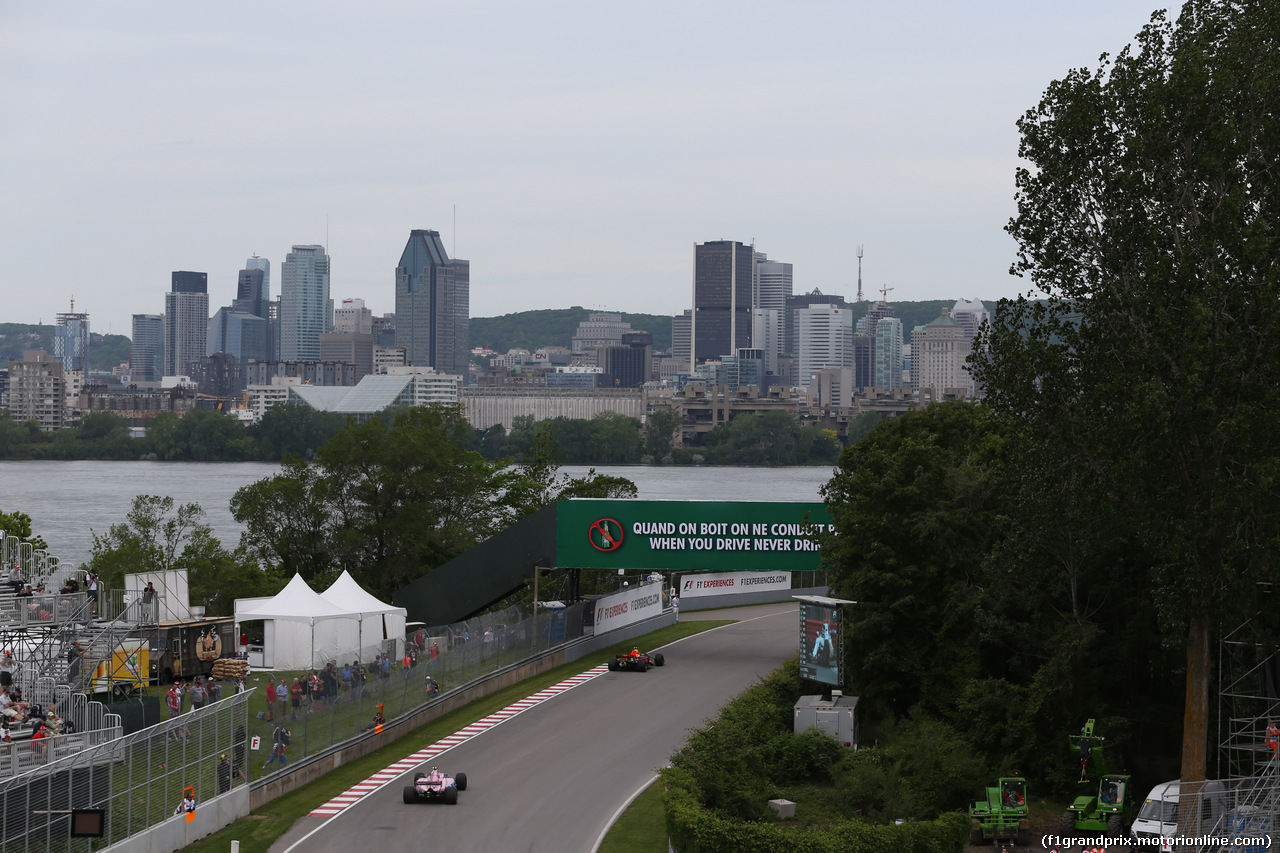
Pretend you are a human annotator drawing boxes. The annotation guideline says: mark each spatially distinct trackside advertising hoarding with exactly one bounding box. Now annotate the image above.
[556,500,831,571]
[680,571,792,598]
[593,583,667,634]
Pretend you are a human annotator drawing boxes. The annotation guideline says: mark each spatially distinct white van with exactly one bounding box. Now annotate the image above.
[1130,780,1227,851]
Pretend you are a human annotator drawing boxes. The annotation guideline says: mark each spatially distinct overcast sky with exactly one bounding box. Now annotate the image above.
[1,1,1173,338]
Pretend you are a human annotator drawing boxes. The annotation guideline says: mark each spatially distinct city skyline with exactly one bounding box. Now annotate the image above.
[1,2,1172,335]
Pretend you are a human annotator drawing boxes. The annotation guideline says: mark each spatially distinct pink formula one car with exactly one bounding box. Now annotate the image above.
[403,766,468,804]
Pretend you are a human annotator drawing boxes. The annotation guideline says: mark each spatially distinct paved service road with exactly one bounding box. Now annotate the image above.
[270,602,799,853]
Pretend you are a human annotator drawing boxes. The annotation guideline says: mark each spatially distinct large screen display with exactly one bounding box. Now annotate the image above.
[799,603,841,686]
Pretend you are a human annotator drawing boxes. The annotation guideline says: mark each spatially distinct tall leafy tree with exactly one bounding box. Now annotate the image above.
[0,508,48,550]
[820,403,1006,720]
[83,495,282,613]
[972,0,1280,786]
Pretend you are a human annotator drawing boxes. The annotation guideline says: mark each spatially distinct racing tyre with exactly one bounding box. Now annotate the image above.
[1108,814,1123,836]
[1059,811,1075,833]
[414,772,425,782]
[455,772,467,791]
[403,786,417,804]
[652,653,664,667]
[640,661,648,672]
[608,659,619,671]
[444,786,458,805]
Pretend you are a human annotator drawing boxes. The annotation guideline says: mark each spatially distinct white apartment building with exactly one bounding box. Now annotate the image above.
[795,304,853,387]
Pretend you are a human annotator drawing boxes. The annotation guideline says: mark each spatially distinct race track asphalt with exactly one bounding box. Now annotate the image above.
[267,602,799,853]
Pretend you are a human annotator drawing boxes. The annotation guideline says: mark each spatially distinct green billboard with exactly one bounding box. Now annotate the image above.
[555,499,831,571]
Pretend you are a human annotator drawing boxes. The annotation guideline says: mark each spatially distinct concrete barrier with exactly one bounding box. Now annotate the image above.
[102,786,250,853]
[677,586,827,612]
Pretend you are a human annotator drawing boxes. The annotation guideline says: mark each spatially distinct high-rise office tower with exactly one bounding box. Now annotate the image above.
[235,266,269,322]
[279,245,332,362]
[874,317,904,389]
[750,252,791,377]
[671,310,692,370]
[241,254,273,359]
[54,300,90,374]
[950,298,990,342]
[244,254,270,293]
[334,298,374,335]
[912,310,974,396]
[786,289,847,383]
[130,314,165,382]
[751,308,782,377]
[208,307,268,365]
[795,303,853,386]
[164,271,209,376]
[692,240,754,365]
[752,253,792,317]
[572,312,630,353]
[394,230,470,375]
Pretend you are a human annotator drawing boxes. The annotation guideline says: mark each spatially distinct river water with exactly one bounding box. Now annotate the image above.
[0,460,837,569]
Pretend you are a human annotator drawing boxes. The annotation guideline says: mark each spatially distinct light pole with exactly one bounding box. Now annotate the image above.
[531,560,550,654]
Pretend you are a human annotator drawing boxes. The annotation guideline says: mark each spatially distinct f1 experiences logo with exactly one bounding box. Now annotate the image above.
[588,518,625,552]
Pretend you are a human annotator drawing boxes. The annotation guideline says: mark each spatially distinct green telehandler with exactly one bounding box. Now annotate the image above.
[1059,719,1134,836]
[969,775,1031,846]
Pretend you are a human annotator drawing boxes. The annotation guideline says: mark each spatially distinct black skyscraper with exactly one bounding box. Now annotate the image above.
[394,230,469,375]
[692,241,754,365]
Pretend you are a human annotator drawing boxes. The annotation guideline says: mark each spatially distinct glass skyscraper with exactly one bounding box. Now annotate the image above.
[394,230,469,376]
[279,245,332,362]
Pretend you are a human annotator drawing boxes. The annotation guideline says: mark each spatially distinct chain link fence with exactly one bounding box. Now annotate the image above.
[235,600,589,782]
[0,689,250,852]
[0,592,631,849]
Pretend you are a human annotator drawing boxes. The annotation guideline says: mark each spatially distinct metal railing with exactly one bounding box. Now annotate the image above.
[0,723,124,777]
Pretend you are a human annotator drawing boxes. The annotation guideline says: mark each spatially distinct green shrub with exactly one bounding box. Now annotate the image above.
[664,660,971,853]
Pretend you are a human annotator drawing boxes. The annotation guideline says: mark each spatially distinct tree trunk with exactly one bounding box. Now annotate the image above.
[1177,616,1211,849]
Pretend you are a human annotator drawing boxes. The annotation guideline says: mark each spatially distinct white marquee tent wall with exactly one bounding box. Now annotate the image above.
[233,573,404,671]
[320,571,407,663]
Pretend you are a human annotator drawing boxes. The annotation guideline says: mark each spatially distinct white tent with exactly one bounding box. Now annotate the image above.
[319,571,407,663]
[234,574,362,671]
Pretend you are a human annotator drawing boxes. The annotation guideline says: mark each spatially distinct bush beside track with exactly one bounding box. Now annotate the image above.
[661,661,969,853]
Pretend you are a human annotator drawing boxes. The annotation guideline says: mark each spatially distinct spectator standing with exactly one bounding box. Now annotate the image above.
[85,572,99,616]
[264,678,275,721]
[66,641,84,685]
[274,679,288,720]
[216,752,244,794]
[289,678,301,720]
[141,583,156,624]
[189,677,207,711]
[166,681,183,717]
